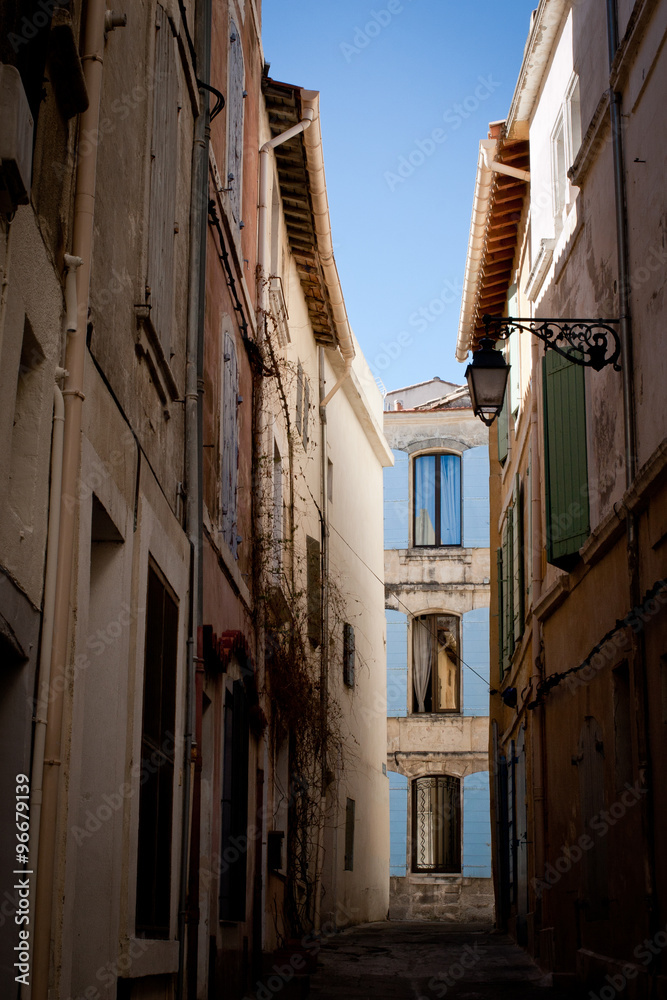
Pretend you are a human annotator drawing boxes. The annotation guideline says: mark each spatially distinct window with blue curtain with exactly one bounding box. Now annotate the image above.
[413,454,461,546]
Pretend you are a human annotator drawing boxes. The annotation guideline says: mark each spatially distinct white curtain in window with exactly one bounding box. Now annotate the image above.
[412,617,432,713]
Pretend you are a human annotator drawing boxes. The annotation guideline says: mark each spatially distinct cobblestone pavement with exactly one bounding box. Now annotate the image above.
[305,921,586,1000]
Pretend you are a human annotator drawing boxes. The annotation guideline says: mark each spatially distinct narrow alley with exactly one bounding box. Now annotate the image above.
[305,923,586,1000]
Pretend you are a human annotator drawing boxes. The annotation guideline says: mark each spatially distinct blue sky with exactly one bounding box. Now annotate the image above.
[261,0,536,393]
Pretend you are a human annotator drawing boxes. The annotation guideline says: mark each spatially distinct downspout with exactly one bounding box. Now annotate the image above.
[529,338,547,934]
[32,3,106,997]
[257,107,314,333]
[24,365,68,997]
[606,0,658,959]
[481,142,531,182]
[313,346,329,932]
[301,91,355,404]
[180,0,212,995]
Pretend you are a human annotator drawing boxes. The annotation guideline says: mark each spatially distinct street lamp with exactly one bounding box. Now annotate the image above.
[464,336,510,427]
[466,314,622,426]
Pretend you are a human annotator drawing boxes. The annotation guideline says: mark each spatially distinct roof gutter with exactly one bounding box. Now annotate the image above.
[300,90,356,407]
[257,100,315,330]
[456,138,497,362]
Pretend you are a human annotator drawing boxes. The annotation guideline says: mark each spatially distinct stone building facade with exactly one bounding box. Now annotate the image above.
[457,0,667,991]
[0,3,391,998]
[383,379,494,925]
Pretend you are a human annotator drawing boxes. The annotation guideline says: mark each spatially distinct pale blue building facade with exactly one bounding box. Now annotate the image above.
[383,379,494,923]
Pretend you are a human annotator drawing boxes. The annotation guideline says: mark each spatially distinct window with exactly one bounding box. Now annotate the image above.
[306,535,321,646]
[412,614,460,713]
[550,74,582,233]
[412,776,460,873]
[343,623,355,688]
[295,362,310,450]
[327,458,334,502]
[136,563,178,938]
[220,679,250,921]
[272,442,283,577]
[344,798,355,871]
[413,454,461,546]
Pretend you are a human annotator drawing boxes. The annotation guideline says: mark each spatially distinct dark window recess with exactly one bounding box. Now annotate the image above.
[136,562,178,939]
[0,1,54,123]
[613,663,633,792]
[412,614,460,713]
[412,775,461,873]
[344,798,355,871]
[343,623,355,688]
[267,830,284,872]
[295,362,310,450]
[543,351,590,569]
[413,453,461,546]
[219,680,249,921]
[306,534,321,646]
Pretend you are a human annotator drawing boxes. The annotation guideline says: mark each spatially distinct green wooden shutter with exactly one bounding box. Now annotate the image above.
[513,474,524,645]
[501,512,514,674]
[526,452,532,606]
[497,385,509,465]
[543,352,590,569]
[497,547,504,680]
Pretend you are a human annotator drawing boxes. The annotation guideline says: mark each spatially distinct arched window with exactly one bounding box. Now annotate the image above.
[412,613,460,713]
[412,775,461,873]
[413,453,461,546]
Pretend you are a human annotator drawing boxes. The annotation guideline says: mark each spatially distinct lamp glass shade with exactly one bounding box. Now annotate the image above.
[465,340,510,424]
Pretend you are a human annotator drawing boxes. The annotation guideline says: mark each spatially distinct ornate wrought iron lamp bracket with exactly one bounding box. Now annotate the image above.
[482,314,622,372]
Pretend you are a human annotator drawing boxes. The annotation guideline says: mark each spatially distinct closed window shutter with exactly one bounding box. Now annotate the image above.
[147,6,179,354]
[386,609,408,717]
[526,452,532,606]
[512,474,524,644]
[383,449,409,549]
[302,376,309,450]
[222,332,239,555]
[306,535,321,645]
[343,623,355,687]
[388,771,408,876]
[462,446,490,547]
[228,21,244,226]
[497,547,504,681]
[344,798,355,871]
[296,362,303,438]
[462,771,492,877]
[497,386,509,464]
[461,607,489,716]
[501,511,514,673]
[543,352,590,568]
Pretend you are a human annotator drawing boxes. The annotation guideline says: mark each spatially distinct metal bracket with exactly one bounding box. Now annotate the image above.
[483,314,622,372]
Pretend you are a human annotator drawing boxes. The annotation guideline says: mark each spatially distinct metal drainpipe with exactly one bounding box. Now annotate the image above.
[31,3,106,997]
[178,0,212,994]
[314,346,330,932]
[530,339,547,936]
[606,0,659,955]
